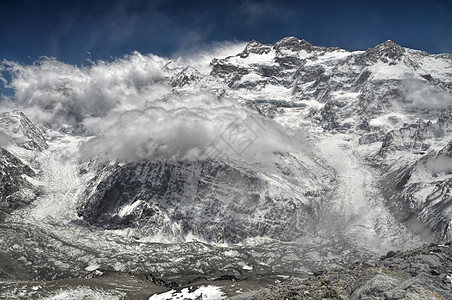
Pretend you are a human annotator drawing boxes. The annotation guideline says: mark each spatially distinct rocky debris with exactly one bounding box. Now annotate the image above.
[233,243,452,299]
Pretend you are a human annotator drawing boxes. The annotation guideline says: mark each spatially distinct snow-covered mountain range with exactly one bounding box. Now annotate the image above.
[1,36,452,298]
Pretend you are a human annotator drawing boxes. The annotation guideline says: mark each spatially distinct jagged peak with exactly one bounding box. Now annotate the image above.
[364,39,406,62]
[375,39,404,50]
[274,36,313,51]
[243,39,272,55]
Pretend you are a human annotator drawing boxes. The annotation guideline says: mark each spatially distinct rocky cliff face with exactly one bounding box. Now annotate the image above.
[0,110,48,151]
[0,111,45,217]
[0,148,36,216]
[77,153,332,243]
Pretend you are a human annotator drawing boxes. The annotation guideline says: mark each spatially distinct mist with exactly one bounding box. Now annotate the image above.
[0,130,10,147]
[425,154,452,174]
[401,78,452,110]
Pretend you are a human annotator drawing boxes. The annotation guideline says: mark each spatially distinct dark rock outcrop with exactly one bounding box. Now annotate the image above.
[0,148,37,216]
[77,156,330,243]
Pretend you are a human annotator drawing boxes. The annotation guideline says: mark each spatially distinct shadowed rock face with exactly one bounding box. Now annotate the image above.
[359,40,407,64]
[0,111,46,217]
[0,148,36,214]
[77,155,331,244]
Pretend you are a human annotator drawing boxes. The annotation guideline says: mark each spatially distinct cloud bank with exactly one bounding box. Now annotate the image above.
[1,47,304,163]
[1,52,168,126]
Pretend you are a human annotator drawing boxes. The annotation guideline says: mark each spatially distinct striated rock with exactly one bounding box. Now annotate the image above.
[77,155,331,243]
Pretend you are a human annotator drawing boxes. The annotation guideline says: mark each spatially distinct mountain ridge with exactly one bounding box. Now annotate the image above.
[0,36,451,298]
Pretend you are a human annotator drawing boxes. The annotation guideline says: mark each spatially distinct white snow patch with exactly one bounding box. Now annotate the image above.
[118,200,144,217]
[42,287,124,300]
[305,50,352,66]
[330,91,360,101]
[227,50,278,67]
[368,112,409,130]
[85,263,100,272]
[238,261,253,270]
[239,72,263,82]
[149,285,226,300]
[369,62,415,80]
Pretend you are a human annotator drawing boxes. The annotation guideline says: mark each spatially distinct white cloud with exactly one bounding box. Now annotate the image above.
[2,52,167,127]
[1,48,304,163]
[80,91,302,163]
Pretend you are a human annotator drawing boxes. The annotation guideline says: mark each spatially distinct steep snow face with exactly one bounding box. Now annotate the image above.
[212,37,452,130]
[0,110,48,151]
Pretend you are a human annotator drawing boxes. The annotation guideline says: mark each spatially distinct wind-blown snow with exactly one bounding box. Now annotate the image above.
[175,41,248,75]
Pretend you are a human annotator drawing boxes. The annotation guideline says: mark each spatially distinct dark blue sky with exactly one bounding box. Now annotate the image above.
[1,0,452,65]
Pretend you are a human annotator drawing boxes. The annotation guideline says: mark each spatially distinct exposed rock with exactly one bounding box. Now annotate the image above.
[77,155,331,243]
[234,243,452,299]
[0,148,37,216]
